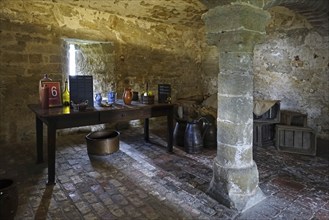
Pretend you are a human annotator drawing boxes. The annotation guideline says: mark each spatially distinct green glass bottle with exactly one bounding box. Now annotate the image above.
[62,79,70,106]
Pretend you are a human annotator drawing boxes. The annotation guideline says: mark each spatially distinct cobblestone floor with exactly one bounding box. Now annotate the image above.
[1,124,328,219]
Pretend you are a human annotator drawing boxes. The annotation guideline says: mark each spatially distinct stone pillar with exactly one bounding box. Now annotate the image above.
[202,4,270,212]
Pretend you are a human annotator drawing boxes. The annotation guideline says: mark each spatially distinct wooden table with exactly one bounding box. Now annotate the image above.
[28,101,174,185]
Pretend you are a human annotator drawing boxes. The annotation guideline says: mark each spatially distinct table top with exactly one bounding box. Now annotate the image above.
[28,100,174,118]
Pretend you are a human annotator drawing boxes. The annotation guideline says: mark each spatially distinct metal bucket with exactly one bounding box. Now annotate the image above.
[0,179,18,220]
[86,130,120,155]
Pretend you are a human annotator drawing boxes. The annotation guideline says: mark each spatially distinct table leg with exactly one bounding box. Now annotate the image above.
[47,122,56,185]
[167,107,174,153]
[144,118,149,142]
[36,116,43,163]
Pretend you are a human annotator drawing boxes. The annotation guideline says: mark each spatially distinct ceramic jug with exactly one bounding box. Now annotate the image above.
[95,93,102,106]
[108,91,116,104]
[123,88,133,105]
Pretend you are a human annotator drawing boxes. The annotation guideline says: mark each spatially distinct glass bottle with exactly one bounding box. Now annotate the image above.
[62,79,70,106]
[41,84,49,109]
[39,73,52,103]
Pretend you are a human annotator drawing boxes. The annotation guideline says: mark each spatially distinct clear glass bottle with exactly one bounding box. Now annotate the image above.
[62,79,70,106]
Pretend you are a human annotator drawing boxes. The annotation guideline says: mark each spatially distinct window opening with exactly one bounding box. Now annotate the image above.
[69,44,76,76]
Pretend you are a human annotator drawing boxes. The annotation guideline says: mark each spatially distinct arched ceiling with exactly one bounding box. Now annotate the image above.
[1,0,328,35]
[43,0,329,35]
[265,0,329,36]
[203,0,329,36]
[31,0,208,28]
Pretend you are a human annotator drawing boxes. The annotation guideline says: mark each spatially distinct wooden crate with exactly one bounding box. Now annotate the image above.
[276,125,316,156]
[280,110,307,127]
[254,101,280,123]
[253,122,276,148]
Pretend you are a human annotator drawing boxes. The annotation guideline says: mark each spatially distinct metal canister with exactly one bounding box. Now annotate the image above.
[184,120,203,154]
[173,119,187,147]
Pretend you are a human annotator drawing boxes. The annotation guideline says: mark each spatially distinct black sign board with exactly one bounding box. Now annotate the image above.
[69,75,94,107]
[158,84,171,103]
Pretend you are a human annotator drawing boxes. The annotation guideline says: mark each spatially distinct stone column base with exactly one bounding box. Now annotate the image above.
[207,158,265,212]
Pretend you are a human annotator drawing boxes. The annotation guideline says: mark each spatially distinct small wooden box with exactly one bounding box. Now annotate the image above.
[280,110,307,127]
[141,95,154,104]
[276,125,316,156]
[253,122,275,147]
[253,122,276,148]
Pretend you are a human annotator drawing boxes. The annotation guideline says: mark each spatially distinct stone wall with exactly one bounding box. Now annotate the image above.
[254,7,329,139]
[200,5,329,141]
[0,20,63,142]
[0,1,207,143]
[62,39,116,96]
[1,1,327,143]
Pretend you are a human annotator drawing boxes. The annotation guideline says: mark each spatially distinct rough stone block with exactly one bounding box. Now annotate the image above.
[207,30,266,52]
[208,159,265,212]
[2,53,28,63]
[29,54,43,63]
[225,163,260,193]
[43,63,62,73]
[28,44,61,54]
[49,55,61,63]
[217,96,253,123]
[216,143,253,167]
[1,65,26,75]
[218,74,253,96]
[203,4,270,33]
[217,120,253,146]
[219,52,253,73]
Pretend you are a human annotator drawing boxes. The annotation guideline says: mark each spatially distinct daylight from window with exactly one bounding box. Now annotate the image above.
[69,44,76,76]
